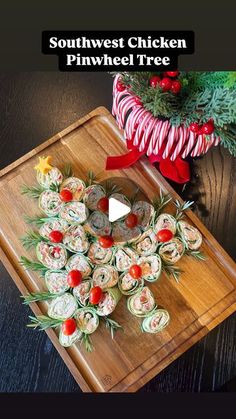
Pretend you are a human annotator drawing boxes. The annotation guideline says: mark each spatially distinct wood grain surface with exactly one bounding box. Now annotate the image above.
[0,73,235,392]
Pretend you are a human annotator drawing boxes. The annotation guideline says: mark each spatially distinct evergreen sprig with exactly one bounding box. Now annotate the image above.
[85,170,97,187]
[61,163,73,179]
[174,200,193,221]
[21,231,46,250]
[21,184,45,198]
[103,317,123,339]
[152,189,172,217]
[20,256,48,275]
[104,179,121,196]
[21,291,57,305]
[27,315,63,330]
[81,333,93,352]
[24,215,50,227]
[162,263,182,283]
[185,250,206,261]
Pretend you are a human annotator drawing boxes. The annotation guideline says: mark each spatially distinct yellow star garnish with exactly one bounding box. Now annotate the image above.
[34,156,53,175]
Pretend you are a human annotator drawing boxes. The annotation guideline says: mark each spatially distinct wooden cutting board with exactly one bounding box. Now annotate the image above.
[0,106,235,392]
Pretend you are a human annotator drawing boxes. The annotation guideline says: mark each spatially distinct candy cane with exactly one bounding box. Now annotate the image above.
[147,119,161,156]
[191,134,204,157]
[126,107,147,140]
[139,116,156,152]
[214,136,221,146]
[117,95,136,129]
[134,111,152,148]
[154,120,170,154]
[181,131,196,158]
[170,126,183,161]
[162,125,177,159]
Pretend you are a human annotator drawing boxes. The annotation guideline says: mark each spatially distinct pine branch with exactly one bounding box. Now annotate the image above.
[21,184,45,198]
[103,317,123,339]
[152,189,172,217]
[20,256,48,274]
[27,315,63,330]
[81,333,93,352]
[61,163,73,179]
[174,200,194,220]
[20,231,46,250]
[24,215,50,227]
[185,250,206,261]
[21,291,57,305]
[162,263,183,283]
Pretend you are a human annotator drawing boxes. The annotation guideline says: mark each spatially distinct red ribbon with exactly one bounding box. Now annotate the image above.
[106,141,190,184]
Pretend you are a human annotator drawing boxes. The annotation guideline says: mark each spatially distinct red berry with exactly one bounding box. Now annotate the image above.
[156,229,173,243]
[98,235,114,248]
[125,213,138,229]
[189,123,200,133]
[165,71,179,78]
[67,270,82,287]
[97,196,109,213]
[170,80,182,94]
[134,96,142,105]
[117,81,126,92]
[129,264,142,279]
[49,230,63,243]
[89,286,103,305]
[149,75,161,88]
[62,319,77,336]
[159,77,172,92]
[59,189,73,202]
[201,121,214,135]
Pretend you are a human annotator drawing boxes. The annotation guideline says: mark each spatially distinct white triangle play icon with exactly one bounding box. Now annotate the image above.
[108,197,131,222]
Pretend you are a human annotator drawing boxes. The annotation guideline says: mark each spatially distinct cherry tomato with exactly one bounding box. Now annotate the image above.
[97,196,109,212]
[49,230,63,243]
[61,318,77,336]
[98,235,114,248]
[125,213,138,229]
[59,188,73,202]
[129,264,142,279]
[67,270,82,287]
[156,228,173,242]
[89,286,103,305]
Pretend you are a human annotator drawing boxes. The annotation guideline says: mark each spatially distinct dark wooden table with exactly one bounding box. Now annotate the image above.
[0,72,235,392]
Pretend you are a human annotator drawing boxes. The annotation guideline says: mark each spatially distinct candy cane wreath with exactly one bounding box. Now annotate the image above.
[106,74,220,183]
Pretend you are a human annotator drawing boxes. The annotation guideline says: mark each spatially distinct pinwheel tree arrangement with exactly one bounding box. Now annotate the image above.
[19,157,206,351]
[106,72,236,183]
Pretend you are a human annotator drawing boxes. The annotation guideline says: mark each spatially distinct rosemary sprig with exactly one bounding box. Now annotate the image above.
[27,315,63,330]
[81,333,93,352]
[85,170,97,187]
[152,189,172,217]
[103,317,123,339]
[21,184,45,198]
[20,256,48,275]
[185,250,206,261]
[24,215,50,227]
[21,291,57,305]
[174,200,194,221]
[104,179,121,196]
[61,163,73,179]
[162,263,183,283]
[129,187,140,205]
[20,231,46,250]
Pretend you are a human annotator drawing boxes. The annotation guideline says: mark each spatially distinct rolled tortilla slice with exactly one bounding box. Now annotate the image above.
[88,242,113,265]
[178,221,202,250]
[132,201,155,229]
[159,238,184,264]
[63,225,89,253]
[74,307,99,334]
[109,193,131,209]
[39,218,69,240]
[92,265,119,290]
[141,309,170,333]
[84,211,111,236]
[48,293,78,320]
[138,254,162,282]
[114,246,137,272]
[36,242,67,270]
[112,220,141,245]
[66,254,92,278]
[118,271,144,295]
[59,328,82,347]
[134,229,158,256]
[39,190,63,217]
[127,286,156,317]
[59,202,89,225]
[60,177,86,201]
[154,213,176,235]
[37,167,63,189]
[83,184,106,211]
[45,270,69,294]
[73,278,93,306]
[96,287,122,316]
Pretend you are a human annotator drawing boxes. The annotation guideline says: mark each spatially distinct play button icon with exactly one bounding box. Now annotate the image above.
[108,197,131,222]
